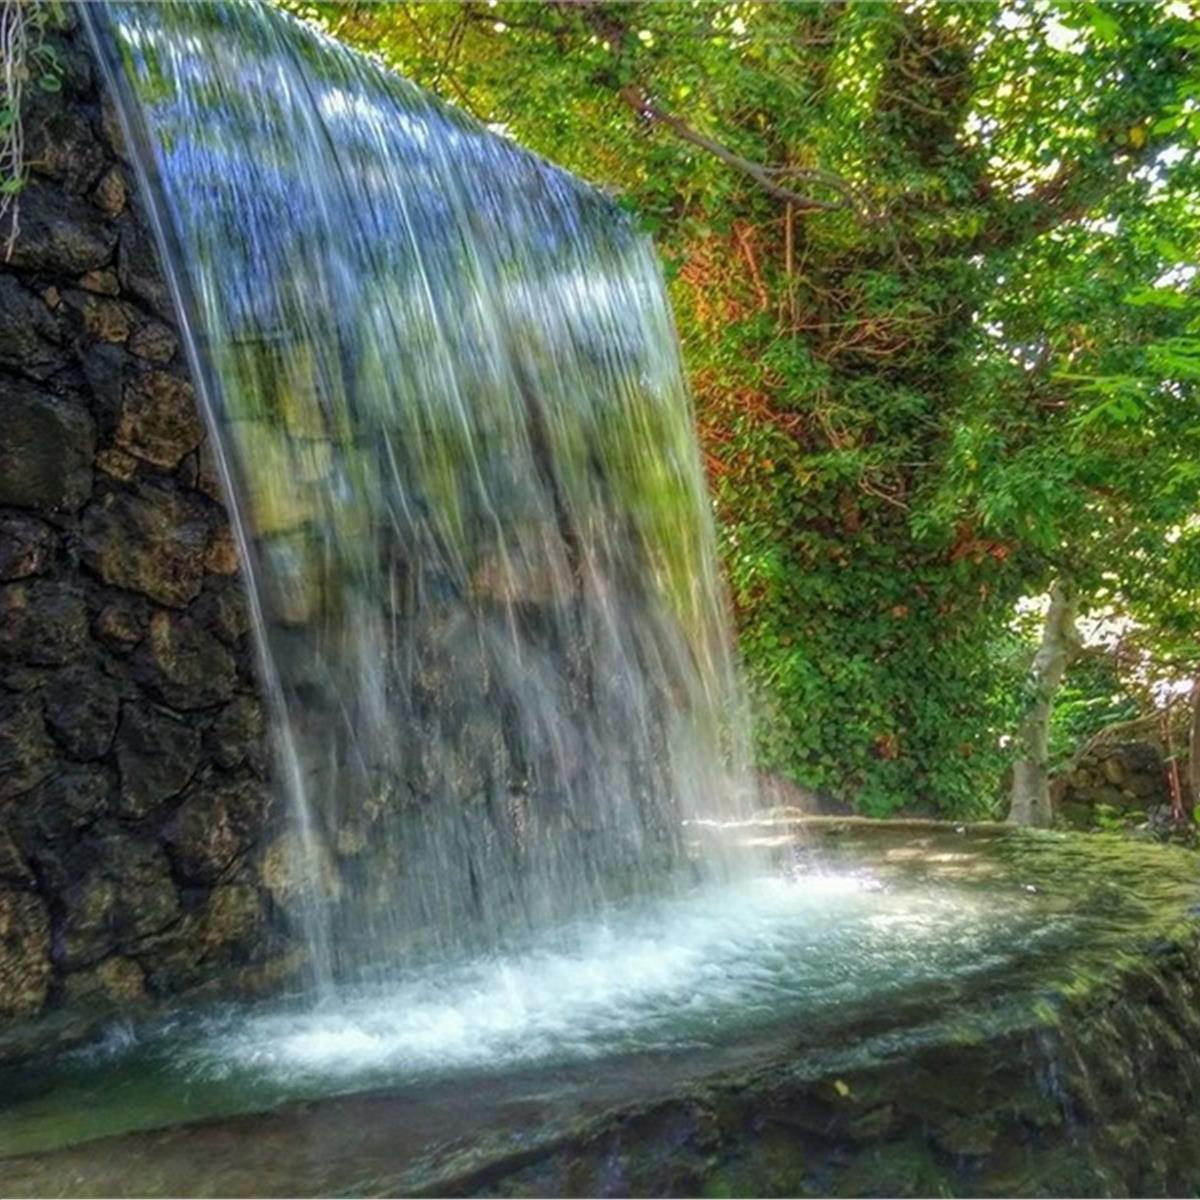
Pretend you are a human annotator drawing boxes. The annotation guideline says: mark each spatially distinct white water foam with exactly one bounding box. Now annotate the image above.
[183,870,1017,1087]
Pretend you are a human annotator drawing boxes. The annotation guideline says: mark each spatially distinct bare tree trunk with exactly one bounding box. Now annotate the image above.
[1009,580,1082,827]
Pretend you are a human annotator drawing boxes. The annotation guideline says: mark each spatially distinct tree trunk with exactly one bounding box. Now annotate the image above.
[1009,580,1082,827]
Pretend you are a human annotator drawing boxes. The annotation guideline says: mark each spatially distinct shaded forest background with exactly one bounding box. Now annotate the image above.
[291,0,1199,825]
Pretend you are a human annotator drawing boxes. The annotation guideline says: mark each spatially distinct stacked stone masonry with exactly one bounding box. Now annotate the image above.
[0,14,279,1032]
[1053,740,1174,832]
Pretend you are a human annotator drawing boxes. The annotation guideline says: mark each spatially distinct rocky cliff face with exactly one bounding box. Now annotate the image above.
[0,12,280,1036]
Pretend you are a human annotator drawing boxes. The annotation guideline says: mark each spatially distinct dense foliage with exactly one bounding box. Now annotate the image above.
[294,0,1199,819]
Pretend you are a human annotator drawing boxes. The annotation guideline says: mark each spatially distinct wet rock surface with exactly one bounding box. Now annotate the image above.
[0,13,275,1030]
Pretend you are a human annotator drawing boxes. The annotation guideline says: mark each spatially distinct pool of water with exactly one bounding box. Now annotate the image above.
[3,823,1197,1196]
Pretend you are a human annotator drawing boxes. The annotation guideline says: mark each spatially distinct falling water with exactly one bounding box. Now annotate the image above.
[88,0,754,984]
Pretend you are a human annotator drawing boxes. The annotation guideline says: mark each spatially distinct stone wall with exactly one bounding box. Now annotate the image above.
[0,12,280,1037]
[1053,740,1173,832]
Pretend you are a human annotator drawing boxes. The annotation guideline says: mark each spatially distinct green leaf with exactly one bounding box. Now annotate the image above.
[1083,3,1121,45]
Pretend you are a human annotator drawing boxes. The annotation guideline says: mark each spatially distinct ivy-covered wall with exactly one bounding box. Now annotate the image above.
[0,11,284,1042]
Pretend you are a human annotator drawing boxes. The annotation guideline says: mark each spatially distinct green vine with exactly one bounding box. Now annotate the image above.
[1,0,64,258]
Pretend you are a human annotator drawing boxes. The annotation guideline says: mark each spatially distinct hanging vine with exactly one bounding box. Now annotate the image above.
[0,0,63,259]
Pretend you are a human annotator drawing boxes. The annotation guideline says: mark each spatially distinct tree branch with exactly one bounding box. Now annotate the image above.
[618,85,861,216]
[1063,705,1181,773]
[395,2,484,120]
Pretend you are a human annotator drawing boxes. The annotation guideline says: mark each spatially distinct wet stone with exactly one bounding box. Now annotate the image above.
[0,667,51,693]
[0,695,54,803]
[142,884,266,995]
[260,532,324,624]
[0,889,51,1019]
[115,370,204,467]
[260,829,340,913]
[189,578,251,644]
[18,766,113,843]
[163,773,266,884]
[26,105,106,196]
[1,181,117,274]
[174,450,200,490]
[116,214,173,317]
[128,321,178,364]
[115,703,202,819]
[77,267,121,296]
[195,439,226,503]
[335,823,367,857]
[0,385,95,512]
[848,1103,899,1143]
[0,828,34,888]
[78,340,134,430]
[196,884,263,955]
[99,93,128,161]
[93,595,150,648]
[932,1114,1001,1157]
[208,696,266,772]
[80,486,208,607]
[0,514,56,580]
[137,610,237,709]
[0,274,68,379]
[0,15,273,1028]
[95,446,140,482]
[234,422,329,535]
[62,956,146,1007]
[44,666,121,761]
[74,293,135,344]
[0,581,89,666]
[204,525,241,576]
[58,831,180,968]
[91,166,128,218]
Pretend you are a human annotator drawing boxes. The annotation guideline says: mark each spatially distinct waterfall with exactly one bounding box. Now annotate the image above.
[88,0,754,984]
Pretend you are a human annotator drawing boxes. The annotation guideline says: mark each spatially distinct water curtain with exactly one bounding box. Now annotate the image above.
[90,0,752,983]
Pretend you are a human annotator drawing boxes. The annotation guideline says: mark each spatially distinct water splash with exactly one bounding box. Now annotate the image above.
[89,0,754,983]
[185,873,1014,1086]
